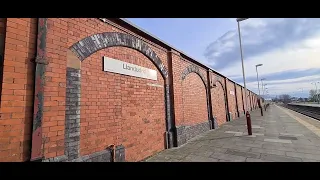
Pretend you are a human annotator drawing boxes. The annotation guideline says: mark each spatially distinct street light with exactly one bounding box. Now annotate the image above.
[255,64,263,97]
[264,87,268,94]
[260,78,266,103]
[263,86,268,98]
[261,79,266,98]
[236,18,252,135]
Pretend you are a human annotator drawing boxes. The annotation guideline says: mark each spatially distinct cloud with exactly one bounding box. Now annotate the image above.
[233,68,320,84]
[204,18,320,70]
[203,18,320,95]
[244,74,320,98]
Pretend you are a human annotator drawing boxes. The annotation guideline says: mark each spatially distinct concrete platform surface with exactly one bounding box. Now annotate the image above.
[146,105,320,162]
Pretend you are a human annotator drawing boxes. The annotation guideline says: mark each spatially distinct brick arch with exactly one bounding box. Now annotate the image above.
[180,64,210,128]
[181,65,207,88]
[213,76,228,103]
[215,80,229,124]
[216,79,226,93]
[64,32,176,162]
[176,65,213,146]
[69,32,168,79]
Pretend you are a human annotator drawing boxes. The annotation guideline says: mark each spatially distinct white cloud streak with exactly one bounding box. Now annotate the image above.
[204,18,320,95]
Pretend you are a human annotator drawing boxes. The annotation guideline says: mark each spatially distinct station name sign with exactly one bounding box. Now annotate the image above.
[103,56,157,80]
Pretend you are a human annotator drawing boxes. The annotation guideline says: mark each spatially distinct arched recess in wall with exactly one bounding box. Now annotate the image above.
[180,64,210,124]
[215,79,229,124]
[65,32,175,161]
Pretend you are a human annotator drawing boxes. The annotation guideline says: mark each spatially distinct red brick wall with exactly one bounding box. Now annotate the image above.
[171,56,184,126]
[242,88,251,112]
[42,18,68,159]
[0,18,5,55]
[246,90,251,110]
[250,92,253,109]
[0,18,37,162]
[236,84,244,115]
[251,93,254,109]
[249,92,252,109]
[254,95,258,108]
[0,18,260,162]
[241,87,245,112]
[45,18,169,161]
[80,47,166,162]
[0,18,6,106]
[172,57,208,126]
[211,73,227,126]
[226,80,237,120]
[0,18,169,162]
[254,94,257,109]
[253,94,256,109]
[242,87,247,111]
[182,73,207,125]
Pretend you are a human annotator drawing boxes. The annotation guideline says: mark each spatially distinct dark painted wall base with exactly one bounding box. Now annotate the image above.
[228,112,232,122]
[176,121,210,146]
[42,145,125,162]
[42,155,68,162]
[212,117,218,129]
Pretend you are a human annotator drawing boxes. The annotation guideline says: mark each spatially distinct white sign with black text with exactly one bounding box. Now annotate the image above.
[103,56,157,80]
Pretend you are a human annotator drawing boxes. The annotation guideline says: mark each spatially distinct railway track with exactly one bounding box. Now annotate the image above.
[281,103,320,120]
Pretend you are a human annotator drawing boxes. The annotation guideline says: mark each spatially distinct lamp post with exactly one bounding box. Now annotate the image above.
[264,87,268,98]
[261,78,266,98]
[255,64,263,97]
[236,18,252,135]
[264,85,268,93]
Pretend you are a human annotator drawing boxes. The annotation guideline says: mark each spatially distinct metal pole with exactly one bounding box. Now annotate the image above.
[261,80,264,98]
[237,20,252,135]
[256,66,260,96]
[264,87,268,97]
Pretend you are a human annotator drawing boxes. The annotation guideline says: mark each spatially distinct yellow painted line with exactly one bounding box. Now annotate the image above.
[276,105,320,137]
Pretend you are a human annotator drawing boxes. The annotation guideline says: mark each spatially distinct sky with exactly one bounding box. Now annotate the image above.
[126,18,320,98]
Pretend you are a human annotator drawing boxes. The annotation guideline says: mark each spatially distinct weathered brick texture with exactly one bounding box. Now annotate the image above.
[172,56,210,145]
[210,73,227,126]
[0,18,5,106]
[0,18,5,56]
[248,90,252,110]
[181,73,207,126]
[172,58,208,127]
[0,18,37,162]
[236,85,244,116]
[80,47,166,162]
[0,18,259,162]
[226,80,237,121]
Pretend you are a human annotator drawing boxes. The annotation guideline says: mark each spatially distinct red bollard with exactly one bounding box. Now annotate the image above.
[246,111,252,135]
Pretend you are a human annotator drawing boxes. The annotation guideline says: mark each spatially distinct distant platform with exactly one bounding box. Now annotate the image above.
[289,103,320,108]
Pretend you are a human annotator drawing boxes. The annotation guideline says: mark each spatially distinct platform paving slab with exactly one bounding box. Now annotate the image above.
[145,105,320,162]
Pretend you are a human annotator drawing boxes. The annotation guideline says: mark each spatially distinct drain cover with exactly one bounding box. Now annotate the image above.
[278,136,298,140]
